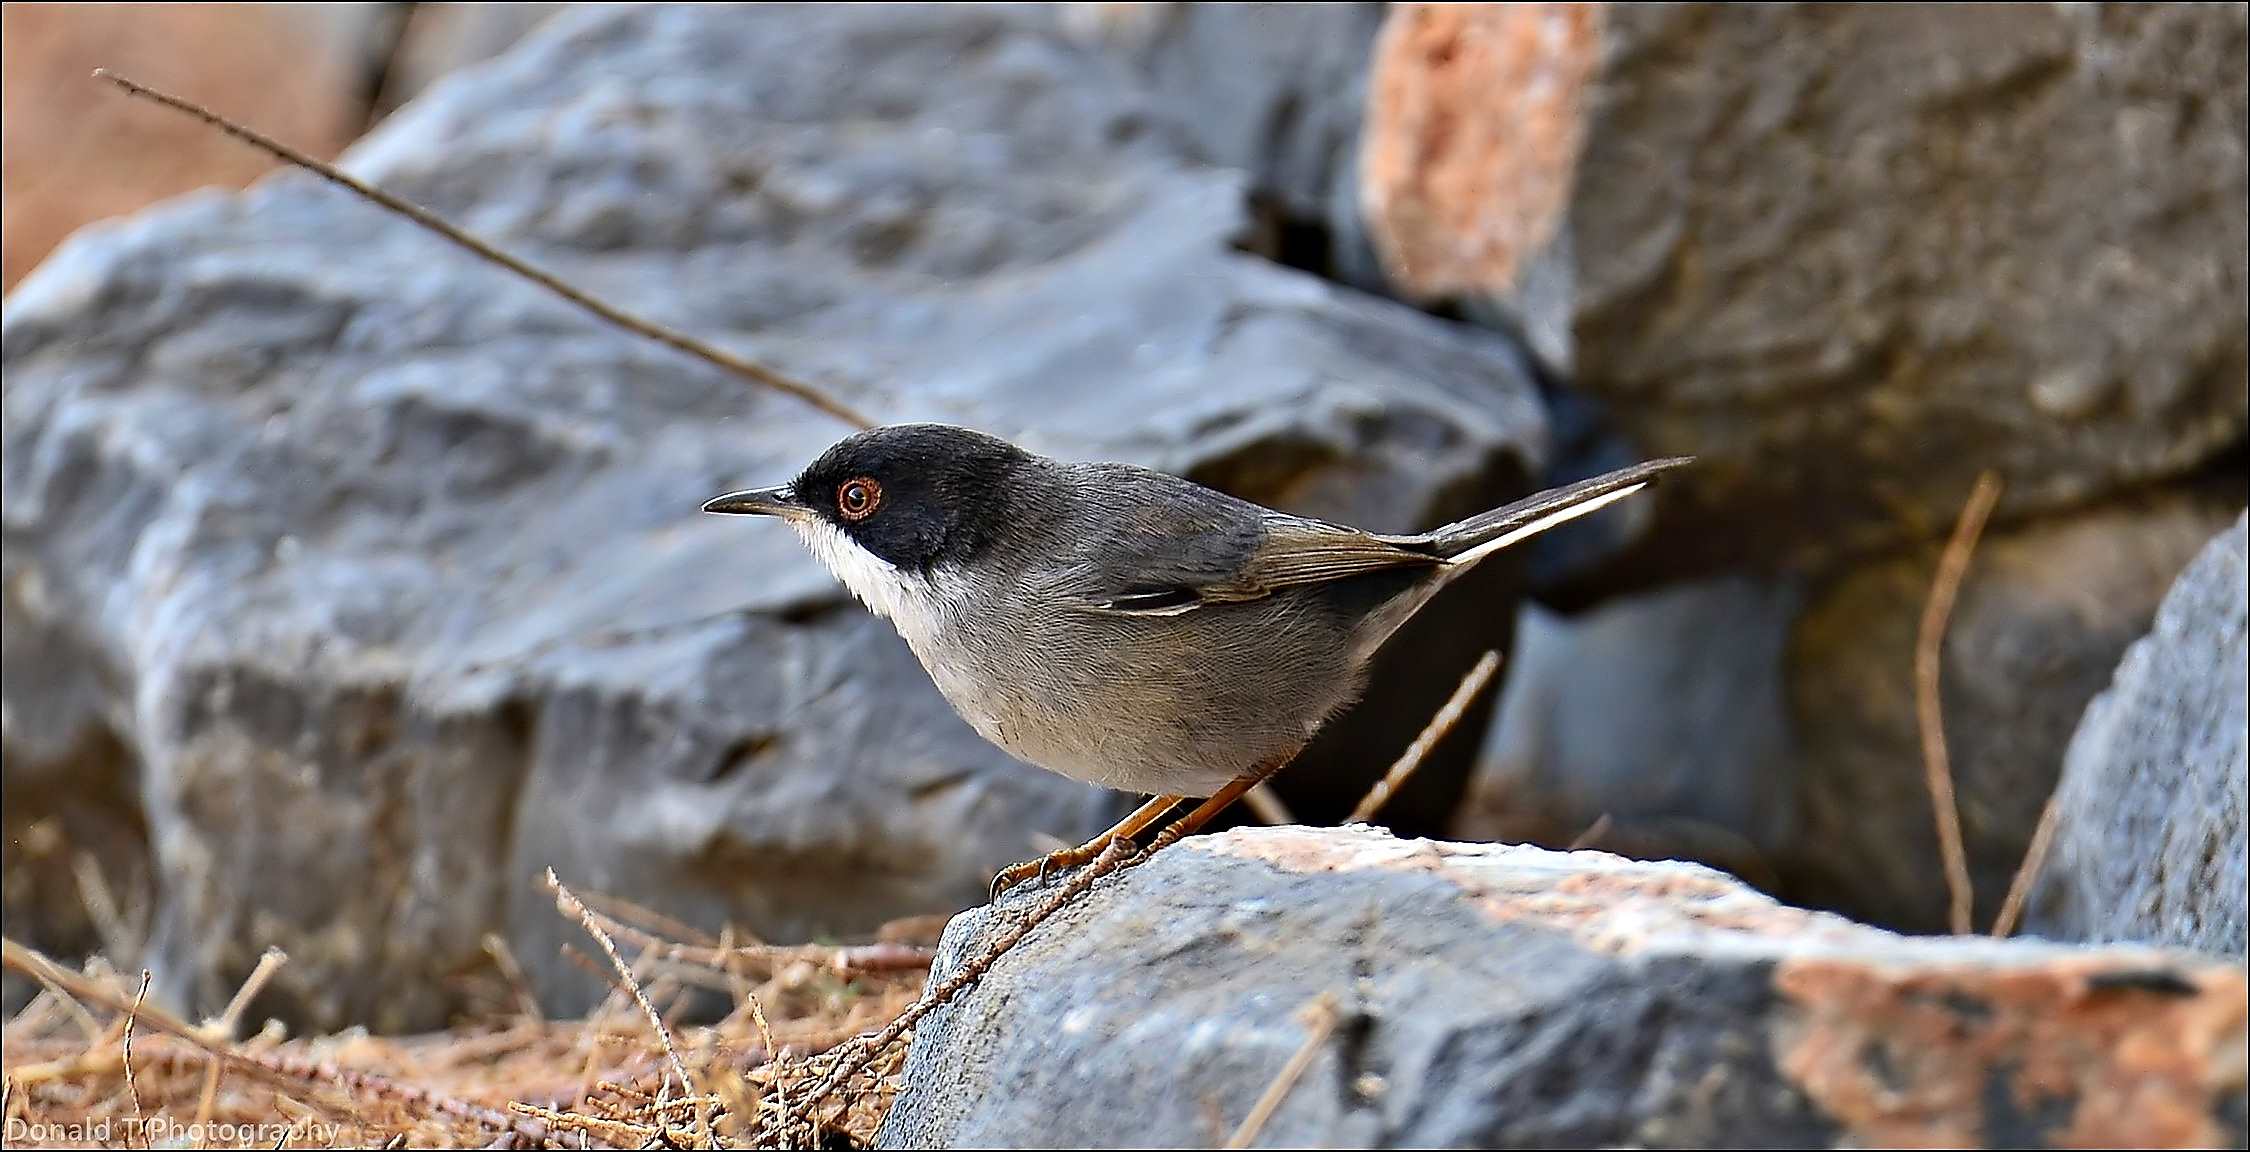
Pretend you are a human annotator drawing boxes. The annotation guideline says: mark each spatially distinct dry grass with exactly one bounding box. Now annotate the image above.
[2,891,937,1149]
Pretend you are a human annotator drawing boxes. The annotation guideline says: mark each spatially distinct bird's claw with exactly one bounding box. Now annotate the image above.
[990,837,1122,900]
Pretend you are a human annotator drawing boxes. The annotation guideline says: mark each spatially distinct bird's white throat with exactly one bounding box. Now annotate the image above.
[789,517,934,629]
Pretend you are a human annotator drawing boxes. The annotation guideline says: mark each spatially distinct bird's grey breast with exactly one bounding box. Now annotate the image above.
[904,465,1350,793]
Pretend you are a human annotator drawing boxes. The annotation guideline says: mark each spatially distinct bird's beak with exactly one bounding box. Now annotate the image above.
[701,483,809,521]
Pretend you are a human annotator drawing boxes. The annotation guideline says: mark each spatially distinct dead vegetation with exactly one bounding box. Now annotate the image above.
[2,647,1515,1150]
[3,886,935,1149]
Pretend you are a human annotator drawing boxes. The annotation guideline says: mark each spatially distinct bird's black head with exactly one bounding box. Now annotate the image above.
[704,423,1035,572]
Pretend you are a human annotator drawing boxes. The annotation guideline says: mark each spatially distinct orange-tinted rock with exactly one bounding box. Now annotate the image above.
[883,825,2248,1148]
[1776,957,2246,1148]
[0,3,365,291]
[1359,2,1600,364]
[1359,4,2248,589]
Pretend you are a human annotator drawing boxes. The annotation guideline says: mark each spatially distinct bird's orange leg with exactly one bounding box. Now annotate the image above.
[1140,761,1288,854]
[991,793,1185,898]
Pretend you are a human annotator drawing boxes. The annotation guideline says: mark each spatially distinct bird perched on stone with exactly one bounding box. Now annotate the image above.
[706,423,1686,893]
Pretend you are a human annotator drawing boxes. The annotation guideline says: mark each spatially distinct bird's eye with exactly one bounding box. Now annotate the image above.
[837,477,882,522]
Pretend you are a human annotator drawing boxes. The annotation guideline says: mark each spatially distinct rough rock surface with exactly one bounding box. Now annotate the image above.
[2030,515,2249,958]
[1360,3,1599,371]
[878,825,2249,1149]
[1463,491,2238,932]
[1362,3,2249,585]
[0,6,1552,1031]
[1063,3,1384,234]
[1786,492,2239,932]
[1462,579,1800,889]
[379,4,566,114]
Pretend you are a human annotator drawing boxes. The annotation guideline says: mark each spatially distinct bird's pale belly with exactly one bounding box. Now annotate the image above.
[899,602,1360,798]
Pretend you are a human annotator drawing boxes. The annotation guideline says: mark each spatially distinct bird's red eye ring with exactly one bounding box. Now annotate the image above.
[837,477,882,522]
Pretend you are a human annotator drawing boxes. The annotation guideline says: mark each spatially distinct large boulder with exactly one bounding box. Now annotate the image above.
[1785,491,2239,931]
[1361,3,2249,588]
[1461,491,2239,933]
[879,825,2249,1149]
[2030,515,2249,958]
[1061,4,1385,243]
[1460,579,1800,890]
[1,5,1551,1031]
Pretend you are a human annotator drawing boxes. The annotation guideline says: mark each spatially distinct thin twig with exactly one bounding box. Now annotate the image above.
[213,948,287,1039]
[0,936,557,1147]
[14,963,107,1046]
[746,986,787,1123]
[545,870,707,1147]
[92,68,875,431]
[508,1100,654,1147]
[575,891,725,950]
[1241,784,1295,826]
[1917,471,2003,936]
[482,933,545,1024]
[791,837,1141,1129]
[192,1055,222,1135]
[1567,813,1614,851]
[1223,993,1340,1149]
[1349,650,1504,824]
[574,901,932,976]
[3,941,195,1042]
[122,971,151,1149]
[72,853,141,964]
[1991,783,2065,939]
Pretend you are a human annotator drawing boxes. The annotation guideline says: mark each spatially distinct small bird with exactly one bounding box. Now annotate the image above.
[705,423,1686,893]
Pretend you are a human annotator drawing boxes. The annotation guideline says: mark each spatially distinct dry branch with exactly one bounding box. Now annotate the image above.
[2,936,558,1147]
[1223,993,1340,1149]
[122,970,151,1147]
[1992,782,2065,938]
[1917,471,2003,936]
[1349,650,1503,824]
[544,869,706,1145]
[92,69,875,431]
[1242,784,1296,826]
[781,836,1140,1139]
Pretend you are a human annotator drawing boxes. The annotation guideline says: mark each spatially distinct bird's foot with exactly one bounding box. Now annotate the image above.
[990,836,1137,900]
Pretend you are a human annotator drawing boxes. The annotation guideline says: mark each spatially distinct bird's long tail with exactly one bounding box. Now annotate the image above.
[1403,457,1694,567]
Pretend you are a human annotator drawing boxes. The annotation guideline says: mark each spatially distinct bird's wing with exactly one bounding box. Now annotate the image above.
[1225,515,1440,596]
[1055,467,1438,617]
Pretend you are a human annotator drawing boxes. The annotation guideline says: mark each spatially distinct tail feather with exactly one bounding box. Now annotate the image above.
[1399,457,1693,566]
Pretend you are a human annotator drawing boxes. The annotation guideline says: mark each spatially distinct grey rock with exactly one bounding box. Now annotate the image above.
[1,5,1548,1030]
[2,575,152,1014]
[1063,3,1384,229]
[1372,3,2249,589]
[2030,514,2249,958]
[1785,492,2239,932]
[377,3,566,113]
[1465,493,2239,934]
[1575,2,2248,580]
[877,825,2249,1149]
[1461,578,1800,890]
